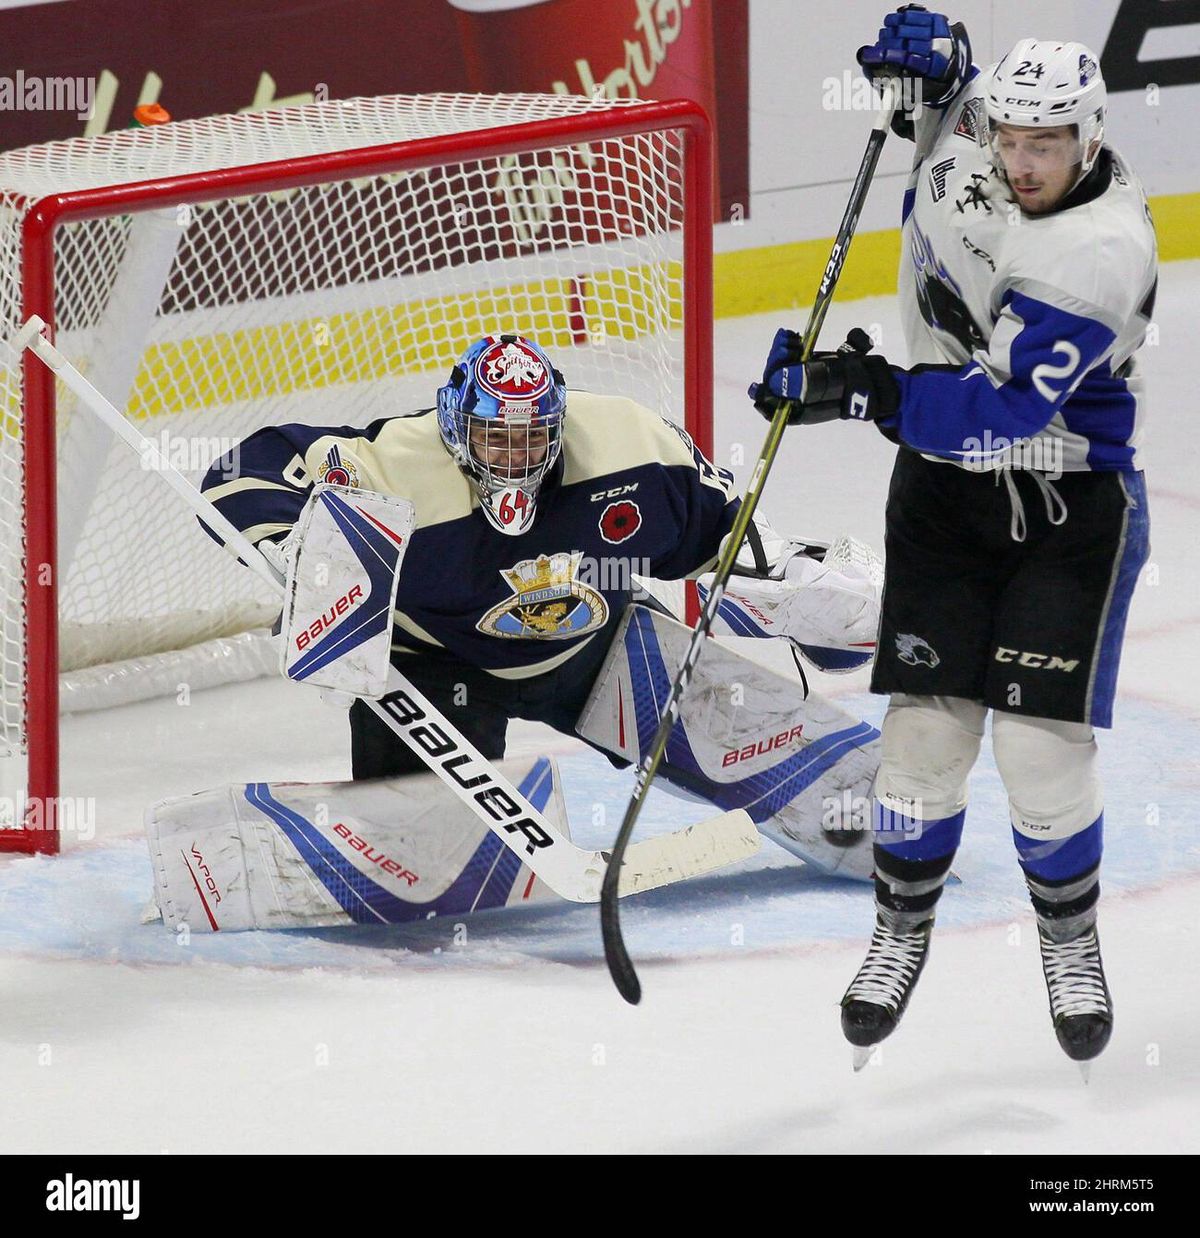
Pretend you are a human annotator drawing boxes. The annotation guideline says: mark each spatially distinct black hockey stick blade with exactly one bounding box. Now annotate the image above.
[601,857,641,1005]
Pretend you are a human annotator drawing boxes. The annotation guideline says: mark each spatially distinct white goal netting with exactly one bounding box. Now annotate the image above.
[0,93,703,770]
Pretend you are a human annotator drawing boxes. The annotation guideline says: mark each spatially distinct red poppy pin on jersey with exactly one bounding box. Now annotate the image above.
[599,500,641,544]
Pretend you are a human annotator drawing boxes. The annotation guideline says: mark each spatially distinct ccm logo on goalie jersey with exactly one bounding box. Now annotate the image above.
[722,724,804,767]
[295,584,364,651]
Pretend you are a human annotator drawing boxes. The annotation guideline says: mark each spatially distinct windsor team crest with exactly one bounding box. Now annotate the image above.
[477,551,609,640]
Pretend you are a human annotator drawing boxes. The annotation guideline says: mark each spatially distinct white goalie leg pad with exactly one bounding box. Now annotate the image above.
[874,694,987,820]
[145,755,570,931]
[576,605,882,879]
[276,483,415,699]
[992,713,1104,839]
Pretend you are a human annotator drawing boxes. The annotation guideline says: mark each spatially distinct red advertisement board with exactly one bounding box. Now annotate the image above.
[0,0,747,218]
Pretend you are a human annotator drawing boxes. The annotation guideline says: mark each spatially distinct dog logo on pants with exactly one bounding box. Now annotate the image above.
[896,633,940,668]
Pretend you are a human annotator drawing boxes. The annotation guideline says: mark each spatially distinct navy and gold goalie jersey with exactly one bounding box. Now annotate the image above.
[200,392,738,678]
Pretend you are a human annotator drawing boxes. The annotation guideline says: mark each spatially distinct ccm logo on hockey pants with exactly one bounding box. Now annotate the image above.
[994,648,1080,671]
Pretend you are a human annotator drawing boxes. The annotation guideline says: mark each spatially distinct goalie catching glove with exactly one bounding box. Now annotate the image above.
[696,512,882,673]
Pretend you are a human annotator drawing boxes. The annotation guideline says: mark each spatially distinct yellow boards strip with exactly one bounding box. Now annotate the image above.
[124,262,686,421]
[1149,192,1200,264]
[713,188,1199,319]
[714,229,902,320]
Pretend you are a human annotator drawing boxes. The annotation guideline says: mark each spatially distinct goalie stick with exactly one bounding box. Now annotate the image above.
[13,316,758,904]
[600,75,905,1004]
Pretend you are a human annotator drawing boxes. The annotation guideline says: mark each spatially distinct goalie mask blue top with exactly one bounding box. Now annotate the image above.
[437,334,567,536]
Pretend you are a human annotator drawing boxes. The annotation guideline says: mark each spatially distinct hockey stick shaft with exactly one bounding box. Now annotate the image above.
[600,77,903,1003]
[15,317,755,902]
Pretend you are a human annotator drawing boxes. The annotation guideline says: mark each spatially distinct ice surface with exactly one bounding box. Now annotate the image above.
[1,263,1196,1155]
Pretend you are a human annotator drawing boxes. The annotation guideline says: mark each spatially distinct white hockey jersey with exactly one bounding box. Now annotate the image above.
[891,68,1158,472]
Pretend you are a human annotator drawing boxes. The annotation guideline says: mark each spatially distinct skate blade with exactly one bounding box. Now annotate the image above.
[1077,1061,1092,1085]
[852,1046,873,1073]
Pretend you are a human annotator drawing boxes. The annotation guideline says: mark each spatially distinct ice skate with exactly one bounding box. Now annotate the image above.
[1038,926,1112,1074]
[841,916,933,1067]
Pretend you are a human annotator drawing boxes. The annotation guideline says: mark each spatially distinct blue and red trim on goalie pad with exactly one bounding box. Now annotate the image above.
[243,759,555,924]
[623,608,879,822]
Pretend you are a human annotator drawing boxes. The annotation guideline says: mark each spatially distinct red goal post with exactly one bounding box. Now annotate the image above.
[0,94,713,854]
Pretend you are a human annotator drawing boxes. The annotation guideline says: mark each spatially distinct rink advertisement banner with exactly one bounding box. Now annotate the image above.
[0,0,749,220]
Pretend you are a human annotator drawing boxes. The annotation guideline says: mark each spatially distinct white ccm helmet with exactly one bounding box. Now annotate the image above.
[984,39,1106,179]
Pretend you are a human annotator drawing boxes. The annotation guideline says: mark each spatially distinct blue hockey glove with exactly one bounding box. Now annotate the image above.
[857,5,971,107]
[748,328,900,427]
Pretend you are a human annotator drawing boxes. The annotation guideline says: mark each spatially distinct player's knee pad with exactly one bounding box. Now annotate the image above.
[874,694,987,821]
[992,712,1103,839]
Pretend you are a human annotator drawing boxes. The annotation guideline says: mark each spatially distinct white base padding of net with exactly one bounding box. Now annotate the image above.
[59,628,279,714]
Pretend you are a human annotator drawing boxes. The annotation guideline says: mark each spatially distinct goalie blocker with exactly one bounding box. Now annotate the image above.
[698,512,884,674]
[270,482,415,699]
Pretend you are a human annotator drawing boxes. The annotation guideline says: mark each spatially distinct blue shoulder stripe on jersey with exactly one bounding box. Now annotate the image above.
[243,761,552,923]
[894,290,1118,459]
[623,609,878,822]
[901,186,916,226]
[1087,473,1150,728]
[285,490,405,682]
[200,417,423,545]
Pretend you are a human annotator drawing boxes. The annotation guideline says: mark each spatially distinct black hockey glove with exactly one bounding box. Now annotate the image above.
[748,327,901,427]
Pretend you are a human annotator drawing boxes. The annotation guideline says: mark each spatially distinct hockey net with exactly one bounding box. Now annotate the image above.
[0,93,712,853]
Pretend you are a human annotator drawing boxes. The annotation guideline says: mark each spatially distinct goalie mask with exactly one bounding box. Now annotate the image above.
[983,40,1106,206]
[437,334,567,536]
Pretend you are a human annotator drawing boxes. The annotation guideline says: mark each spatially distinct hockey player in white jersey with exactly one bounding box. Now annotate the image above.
[749,9,1155,1065]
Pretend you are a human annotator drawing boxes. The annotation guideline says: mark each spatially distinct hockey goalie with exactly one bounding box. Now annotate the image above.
[147,333,883,933]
